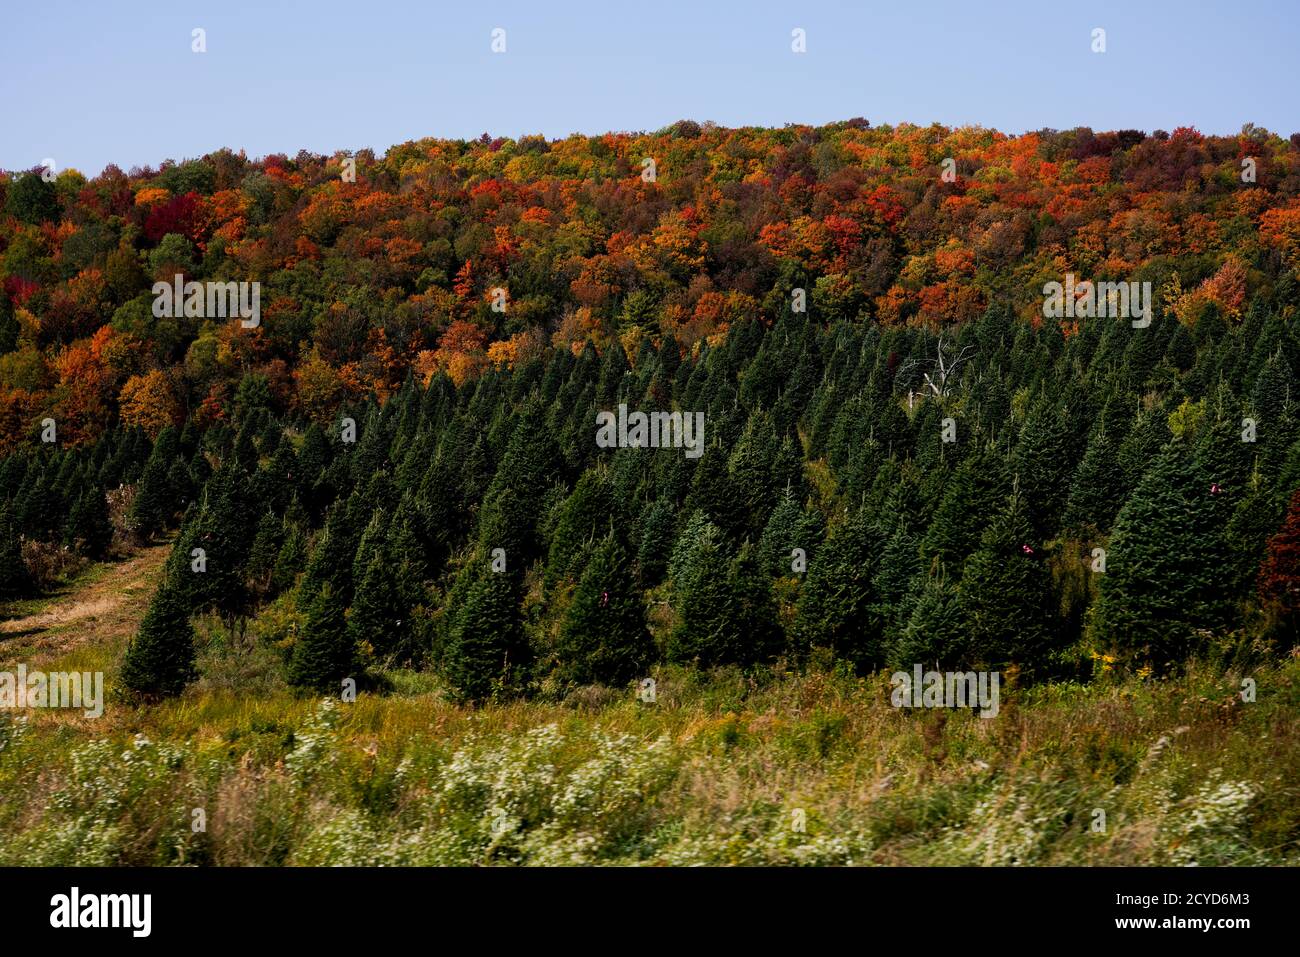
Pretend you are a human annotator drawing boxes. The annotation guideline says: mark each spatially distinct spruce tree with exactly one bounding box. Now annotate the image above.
[667,535,733,666]
[758,489,808,577]
[921,446,1012,573]
[1063,426,1123,533]
[555,535,654,685]
[635,497,676,587]
[1090,441,1234,667]
[793,510,886,670]
[960,491,1054,668]
[349,551,407,662]
[270,523,308,595]
[889,573,968,668]
[121,583,197,698]
[287,583,355,691]
[544,469,611,588]
[0,505,30,599]
[66,487,113,559]
[442,565,530,703]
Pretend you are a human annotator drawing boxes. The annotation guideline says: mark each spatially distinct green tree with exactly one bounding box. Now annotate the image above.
[555,535,654,685]
[66,488,113,559]
[287,583,355,691]
[960,491,1054,669]
[442,565,531,703]
[0,505,31,599]
[349,551,408,662]
[793,511,885,670]
[120,583,197,698]
[1090,441,1233,667]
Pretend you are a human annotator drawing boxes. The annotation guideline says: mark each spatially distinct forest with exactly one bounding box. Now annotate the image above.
[0,121,1298,866]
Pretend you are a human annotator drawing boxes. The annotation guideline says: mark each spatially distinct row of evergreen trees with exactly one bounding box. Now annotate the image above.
[7,294,1298,701]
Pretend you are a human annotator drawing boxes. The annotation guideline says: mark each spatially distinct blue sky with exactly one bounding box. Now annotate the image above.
[3,0,1298,176]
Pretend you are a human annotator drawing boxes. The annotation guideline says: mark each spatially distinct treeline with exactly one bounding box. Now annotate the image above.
[3,293,1292,700]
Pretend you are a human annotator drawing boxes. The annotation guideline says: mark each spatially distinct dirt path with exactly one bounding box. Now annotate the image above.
[0,543,172,666]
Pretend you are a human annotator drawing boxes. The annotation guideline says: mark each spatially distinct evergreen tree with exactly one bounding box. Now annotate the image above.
[0,505,31,599]
[120,583,197,698]
[1091,441,1234,667]
[442,566,531,703]
[920,445,1011,573]
[793,510,886,670]
[667,537,780,667]
[635,497,676,587]
[889,573,968,668]
[66,487,113,559]
[960,491,1054,668]
[1063,426,1124,533]
[544,469,611,587]
[287,583,355,691]
[555,535,654,685]
[349,551,407,662]
[270,522,307,595]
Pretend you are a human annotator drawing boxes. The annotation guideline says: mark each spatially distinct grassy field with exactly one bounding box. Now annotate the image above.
[1,546,1297,867]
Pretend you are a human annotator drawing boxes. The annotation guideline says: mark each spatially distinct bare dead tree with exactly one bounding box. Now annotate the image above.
[900,335,976,400]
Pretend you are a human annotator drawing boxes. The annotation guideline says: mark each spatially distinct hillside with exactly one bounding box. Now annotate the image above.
[2,123,1300,866]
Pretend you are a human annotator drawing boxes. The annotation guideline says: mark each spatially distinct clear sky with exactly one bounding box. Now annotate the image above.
[4,0,1298,176]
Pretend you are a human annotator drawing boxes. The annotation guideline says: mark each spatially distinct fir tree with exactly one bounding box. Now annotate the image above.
[1063,426,1124,533]
[442,565,531,703]
[0,505,30,599]
[120,583,197,698]
[793,510,886,670]
[555,535,654,685]
[349,551,407,662]
[1091,441,1234,667]
[889,573,968,668]
[66,487,114,559]
[287,583,355,691]
[960,491,1054,669]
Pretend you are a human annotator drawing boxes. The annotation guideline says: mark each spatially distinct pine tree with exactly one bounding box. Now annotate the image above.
[960,491,1054,668]
[270,522,308,595]
[758,489,807,577]
[245,510,284,595]
[1014,400,1074,538]
[0,505,30,599]
[287,583,355,691]
[635,497,676,587]
[544,469,611,588]
[889,573,968,668]
[66,487,113,559]
[667,510,723,589]
[120,583,197,698]
[1090,441,1233,667]
[127,426,180,542]
[667,535,740,666]
[555,535,654,685]
[1063,426,1124,533]
[349,551,407,662]
[442,566,531,703]
[793,510,886,670]
[921,446,1012,573]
